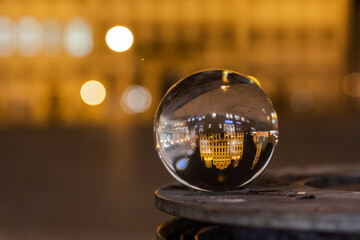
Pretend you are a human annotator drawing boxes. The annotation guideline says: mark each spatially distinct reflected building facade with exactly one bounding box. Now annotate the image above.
[157,110,277,171]
[200,132,244,170]
[251,131,270,169]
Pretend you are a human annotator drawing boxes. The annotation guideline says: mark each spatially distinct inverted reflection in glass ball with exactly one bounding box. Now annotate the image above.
[154,70,279,191]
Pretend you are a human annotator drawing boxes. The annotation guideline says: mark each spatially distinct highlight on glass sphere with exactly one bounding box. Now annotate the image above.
[154,69,279,191]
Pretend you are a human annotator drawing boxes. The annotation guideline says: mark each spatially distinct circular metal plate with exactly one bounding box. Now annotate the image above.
[155,164,360,233]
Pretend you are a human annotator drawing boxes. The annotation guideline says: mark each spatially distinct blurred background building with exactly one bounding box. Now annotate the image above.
[0,0,354,126]
[0,0,359,239]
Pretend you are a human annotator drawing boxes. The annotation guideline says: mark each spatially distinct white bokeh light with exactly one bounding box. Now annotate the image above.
[18,16,43,57]
[64,18,93,57]
[0,17,15,57]
[105,26,134,52]
[121,85,152,114]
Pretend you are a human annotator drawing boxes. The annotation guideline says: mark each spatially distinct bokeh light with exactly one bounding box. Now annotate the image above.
[80,80,106,106]
[43,19,61,56]
[121,85,152,114]
[64,18,93,57]
[341,73,360,98]
[105,26,134,52]
[18,16,43,57]
[0,17,15,57]
[289,89,314,113]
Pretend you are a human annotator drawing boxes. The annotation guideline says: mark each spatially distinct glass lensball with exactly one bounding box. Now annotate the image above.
[154,69,279,191]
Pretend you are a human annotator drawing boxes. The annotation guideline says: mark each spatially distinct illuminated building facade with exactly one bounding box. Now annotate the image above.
[251,131,269,169]
[200,132,244,170]
[0,0,351,126]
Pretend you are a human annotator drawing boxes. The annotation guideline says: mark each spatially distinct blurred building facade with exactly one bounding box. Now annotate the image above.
[0,0,352,126]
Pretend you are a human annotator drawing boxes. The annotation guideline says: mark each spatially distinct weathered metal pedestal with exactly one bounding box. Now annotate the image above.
[155,164,360,239]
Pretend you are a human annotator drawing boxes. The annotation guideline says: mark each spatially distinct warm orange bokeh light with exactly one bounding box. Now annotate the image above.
[80,80,106,106]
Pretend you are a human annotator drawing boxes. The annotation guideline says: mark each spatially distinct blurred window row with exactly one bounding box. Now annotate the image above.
[0,16,93,57]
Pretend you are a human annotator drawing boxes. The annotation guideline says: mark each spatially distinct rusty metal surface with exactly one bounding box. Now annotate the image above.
[155,164,360,233]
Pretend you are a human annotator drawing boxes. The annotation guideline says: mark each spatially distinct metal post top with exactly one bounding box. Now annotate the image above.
[155,164,360,233]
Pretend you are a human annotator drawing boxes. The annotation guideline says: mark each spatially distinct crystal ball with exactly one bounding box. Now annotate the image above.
[154,70,279,191]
